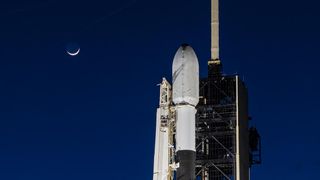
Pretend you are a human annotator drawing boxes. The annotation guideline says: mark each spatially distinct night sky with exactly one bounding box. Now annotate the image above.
[0,0,319,179]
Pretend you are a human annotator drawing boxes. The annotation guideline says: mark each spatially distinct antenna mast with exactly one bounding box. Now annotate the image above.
[211,0,219,60]
[208,0,222,76]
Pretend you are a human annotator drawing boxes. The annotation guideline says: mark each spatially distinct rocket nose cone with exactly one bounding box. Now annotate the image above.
[173,44,198,64]
[172,44,199,106]
[181,43,190,49]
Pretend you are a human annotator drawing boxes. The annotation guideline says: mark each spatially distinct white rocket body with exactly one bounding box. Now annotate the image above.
[153,78,174,180]
[172,44,199,180]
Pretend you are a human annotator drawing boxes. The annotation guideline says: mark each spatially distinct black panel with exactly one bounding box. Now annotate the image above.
[176,150,196,180]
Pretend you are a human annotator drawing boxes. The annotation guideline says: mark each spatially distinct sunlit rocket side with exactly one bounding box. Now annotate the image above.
[172,44,199,180]
[153,78,175,180]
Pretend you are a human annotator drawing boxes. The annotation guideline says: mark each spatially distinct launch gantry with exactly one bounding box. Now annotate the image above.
[152,0,261,179]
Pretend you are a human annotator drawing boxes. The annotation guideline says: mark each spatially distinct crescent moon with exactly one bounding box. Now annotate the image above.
[67,48,80,56]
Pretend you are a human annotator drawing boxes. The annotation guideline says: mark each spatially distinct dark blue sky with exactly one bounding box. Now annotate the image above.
[0,0,319,179]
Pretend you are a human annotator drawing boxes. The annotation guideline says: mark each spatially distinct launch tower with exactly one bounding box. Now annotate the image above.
[195,0,261,179]
[153,0,261,180]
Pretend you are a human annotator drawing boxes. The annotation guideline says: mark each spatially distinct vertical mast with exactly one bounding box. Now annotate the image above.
[211,0,219,60]
[208,0,222,77]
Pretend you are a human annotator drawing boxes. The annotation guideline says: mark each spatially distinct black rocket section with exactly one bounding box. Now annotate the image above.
[176,151,196,180]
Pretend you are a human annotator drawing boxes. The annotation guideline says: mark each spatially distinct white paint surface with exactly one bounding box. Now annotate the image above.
[175,105,196,151]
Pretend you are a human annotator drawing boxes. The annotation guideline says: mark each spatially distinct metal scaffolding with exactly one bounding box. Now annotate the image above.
[195,75,261,180]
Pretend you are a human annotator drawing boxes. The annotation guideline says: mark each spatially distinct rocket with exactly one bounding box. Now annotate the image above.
[153,44,199,180]
[153,0,229,179]
[172,44,199,180]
